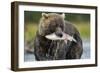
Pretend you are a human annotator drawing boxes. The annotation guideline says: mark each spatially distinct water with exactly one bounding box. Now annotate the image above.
[81,39,90,59]
[24,39,90,61]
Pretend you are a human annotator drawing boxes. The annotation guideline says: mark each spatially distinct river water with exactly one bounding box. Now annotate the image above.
[24,39,90,61]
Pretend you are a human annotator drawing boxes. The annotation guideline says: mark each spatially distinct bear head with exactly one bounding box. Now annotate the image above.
[39,13,65,38]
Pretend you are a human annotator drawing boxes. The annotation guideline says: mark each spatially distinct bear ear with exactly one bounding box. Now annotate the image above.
[61,13,65,19]
[42,13,48,19]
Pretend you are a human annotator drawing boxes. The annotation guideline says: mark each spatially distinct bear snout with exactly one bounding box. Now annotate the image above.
[55,31,63,37]
[55,27,63,37]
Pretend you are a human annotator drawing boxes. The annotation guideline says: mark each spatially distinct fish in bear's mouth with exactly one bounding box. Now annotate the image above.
[45,32,77,44]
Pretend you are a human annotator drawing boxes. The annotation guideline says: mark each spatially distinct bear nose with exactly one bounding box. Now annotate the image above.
[55,32,63,37]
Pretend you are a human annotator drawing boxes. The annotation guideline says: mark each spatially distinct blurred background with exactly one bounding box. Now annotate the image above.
[24,11,90,61]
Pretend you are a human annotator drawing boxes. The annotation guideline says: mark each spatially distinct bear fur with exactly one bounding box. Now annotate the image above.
[34,13,83,61]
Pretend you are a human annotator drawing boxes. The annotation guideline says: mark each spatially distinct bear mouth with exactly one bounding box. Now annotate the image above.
[45,32,76,43]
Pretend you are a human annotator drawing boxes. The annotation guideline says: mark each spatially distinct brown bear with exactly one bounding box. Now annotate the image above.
[34,13,83,61]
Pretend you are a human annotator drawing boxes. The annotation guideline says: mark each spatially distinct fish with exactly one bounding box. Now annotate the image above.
[45,32,77,44]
